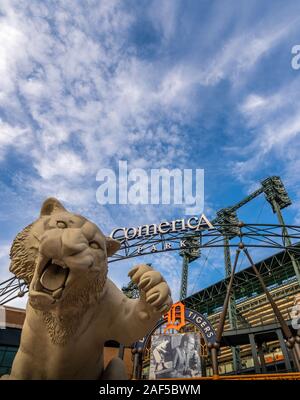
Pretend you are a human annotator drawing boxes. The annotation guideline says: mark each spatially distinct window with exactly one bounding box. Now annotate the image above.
[0,346,18,376]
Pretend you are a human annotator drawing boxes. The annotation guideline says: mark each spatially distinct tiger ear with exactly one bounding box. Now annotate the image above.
[9,223,37,284]
[106,237,121,257]
[40,197,66,216]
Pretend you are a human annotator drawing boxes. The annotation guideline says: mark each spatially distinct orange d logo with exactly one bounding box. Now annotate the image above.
[164,302,186,333]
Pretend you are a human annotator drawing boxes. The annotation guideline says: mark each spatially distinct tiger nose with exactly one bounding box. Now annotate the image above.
[61,228,89,257]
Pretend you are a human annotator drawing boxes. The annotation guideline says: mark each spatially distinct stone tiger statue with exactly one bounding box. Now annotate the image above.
[1,198,172,380]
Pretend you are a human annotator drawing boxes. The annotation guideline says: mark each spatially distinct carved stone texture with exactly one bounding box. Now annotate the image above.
[2,198,172,380]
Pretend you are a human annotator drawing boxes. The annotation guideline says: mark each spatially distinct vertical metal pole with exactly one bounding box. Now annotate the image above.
[131,345,139,379]
[211,249,241,376]
[136,351,142,380]
[224,237,241,373]
[180,253,189,300]
[294,342,300,362]
[210,348,219,376]
[249,334,260,374]
[276,329,292,372]
[272,200,300,285]
[244,248,300,371]
[257,343,267,373]
[201,355,207,377]
[292,345,300,371]
[216,249,241,344]
[244,249,293,339]
[118,344,125,359]
[289,344,300,372]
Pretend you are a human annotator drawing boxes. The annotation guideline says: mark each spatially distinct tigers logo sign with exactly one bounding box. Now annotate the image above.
[164,302,186,333]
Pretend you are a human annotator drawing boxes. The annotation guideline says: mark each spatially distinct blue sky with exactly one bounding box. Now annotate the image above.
[1,0,300,307]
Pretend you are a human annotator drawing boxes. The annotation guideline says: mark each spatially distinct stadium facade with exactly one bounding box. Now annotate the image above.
[137,247,300,378]
[1,250,299,378]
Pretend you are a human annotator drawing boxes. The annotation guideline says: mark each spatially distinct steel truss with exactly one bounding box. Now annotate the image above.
[1,222,300,306]
[0,277,27,306]
[109,223,300,262]
[184,247,300,316]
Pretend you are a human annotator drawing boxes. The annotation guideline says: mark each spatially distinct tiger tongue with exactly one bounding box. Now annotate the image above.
[40,263,68,291]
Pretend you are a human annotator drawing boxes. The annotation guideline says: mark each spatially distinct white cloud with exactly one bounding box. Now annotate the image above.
[148,0,179,44]
[0,243,10,261]
[0,120,31,159]
[203,24,293,86]
[0,21,26,94]
[0,1,191,235]
[240,94,268,113]
[34,150,88,180]
[236,78,300,176]
[27,178,94,208]
[0,0,294,195]
[263,114,300,151]
[232,75,300,224]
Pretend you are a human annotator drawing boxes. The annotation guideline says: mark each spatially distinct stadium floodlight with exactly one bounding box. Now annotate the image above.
[179,237,201,261]
[261,176,292,212]
[215,208,240,239]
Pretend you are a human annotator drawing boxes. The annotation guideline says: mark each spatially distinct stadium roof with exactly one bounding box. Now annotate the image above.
[183,246,300,316]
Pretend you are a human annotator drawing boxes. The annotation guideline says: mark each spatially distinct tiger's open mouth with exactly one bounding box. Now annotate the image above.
[35,259,70,300]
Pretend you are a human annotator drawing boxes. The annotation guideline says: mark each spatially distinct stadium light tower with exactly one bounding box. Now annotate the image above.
[261,176,300,285]
[215,208,242,373]
[179,237,200,300]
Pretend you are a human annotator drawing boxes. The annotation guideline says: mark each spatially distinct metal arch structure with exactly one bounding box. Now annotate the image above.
[1,222,300,306]
[109,222,300,261]
[0,276,27,306]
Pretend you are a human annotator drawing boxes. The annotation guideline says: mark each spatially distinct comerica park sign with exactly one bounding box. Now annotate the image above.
[110,214,214,241]
[108,214,215,258]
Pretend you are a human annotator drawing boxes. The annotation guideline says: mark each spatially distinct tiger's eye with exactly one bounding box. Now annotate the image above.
[57,221,67,229]
[89,241,100,249]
